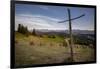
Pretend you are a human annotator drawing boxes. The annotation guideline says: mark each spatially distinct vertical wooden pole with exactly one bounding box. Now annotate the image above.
[67,9,74,61]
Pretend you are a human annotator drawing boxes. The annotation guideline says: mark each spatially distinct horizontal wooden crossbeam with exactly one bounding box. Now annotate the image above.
[58,14,85,23]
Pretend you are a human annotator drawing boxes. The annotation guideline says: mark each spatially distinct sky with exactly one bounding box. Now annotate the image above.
[15,3,95,31]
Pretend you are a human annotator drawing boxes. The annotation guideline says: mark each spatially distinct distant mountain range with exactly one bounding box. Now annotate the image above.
[33,29,94,35]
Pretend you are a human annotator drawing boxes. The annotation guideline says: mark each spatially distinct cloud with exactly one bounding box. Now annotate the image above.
[15,14,67,31]
[38,5,49,10]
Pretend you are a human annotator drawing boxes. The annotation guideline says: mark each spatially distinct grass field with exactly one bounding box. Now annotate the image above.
[15,32,95,67]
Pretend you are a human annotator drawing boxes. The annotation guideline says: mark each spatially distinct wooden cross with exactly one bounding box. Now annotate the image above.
[58,8,85,61]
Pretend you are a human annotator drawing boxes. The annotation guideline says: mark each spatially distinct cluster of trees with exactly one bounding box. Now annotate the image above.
[17,24,36,36]
[17,24,28,34]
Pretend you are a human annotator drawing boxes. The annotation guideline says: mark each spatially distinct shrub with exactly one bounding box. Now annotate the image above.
[48,35,55,38]
[29,41,35,46]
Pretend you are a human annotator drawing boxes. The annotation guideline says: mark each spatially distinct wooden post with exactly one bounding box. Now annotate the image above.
[68,9,74,61]
[58,9,85,62]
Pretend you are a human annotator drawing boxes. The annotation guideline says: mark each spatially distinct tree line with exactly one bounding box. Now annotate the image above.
[17,24,62,38]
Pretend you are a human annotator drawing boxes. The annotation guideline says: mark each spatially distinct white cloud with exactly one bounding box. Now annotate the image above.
[15,14,67,30]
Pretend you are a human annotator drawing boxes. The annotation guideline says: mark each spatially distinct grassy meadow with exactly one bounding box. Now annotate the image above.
[15,32,95,67]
